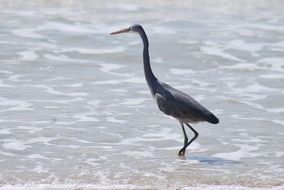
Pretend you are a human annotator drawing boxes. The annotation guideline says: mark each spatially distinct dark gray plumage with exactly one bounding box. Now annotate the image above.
[111,24,219,156]
[155,81,219,124]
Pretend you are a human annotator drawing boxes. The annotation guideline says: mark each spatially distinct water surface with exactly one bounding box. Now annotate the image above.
[0,1,284,189]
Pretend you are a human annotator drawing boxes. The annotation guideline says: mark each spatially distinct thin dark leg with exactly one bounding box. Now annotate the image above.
[179,123,199,155]
[178,122,188,156]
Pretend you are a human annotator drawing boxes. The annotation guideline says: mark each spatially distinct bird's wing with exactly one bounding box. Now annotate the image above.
[154,93,173,116]
[155,92,195,120]
[154,92,194,122]
[157,82,219,124]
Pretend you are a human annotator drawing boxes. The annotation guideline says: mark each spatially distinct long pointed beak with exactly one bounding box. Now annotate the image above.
[110,27,130,35]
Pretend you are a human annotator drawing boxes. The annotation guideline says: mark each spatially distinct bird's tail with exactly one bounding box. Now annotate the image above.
[206,112,219,124]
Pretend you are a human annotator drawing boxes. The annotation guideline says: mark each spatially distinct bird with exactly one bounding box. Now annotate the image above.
[110,24,219,156]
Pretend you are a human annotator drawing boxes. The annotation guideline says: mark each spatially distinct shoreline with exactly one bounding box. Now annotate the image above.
[1,184,284,190]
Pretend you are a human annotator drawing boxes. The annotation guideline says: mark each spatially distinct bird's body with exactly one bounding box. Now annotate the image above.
[111,24,219,156]
[154,81,219,124]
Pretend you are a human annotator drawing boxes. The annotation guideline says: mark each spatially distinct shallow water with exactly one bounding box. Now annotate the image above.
[0,0,284,189]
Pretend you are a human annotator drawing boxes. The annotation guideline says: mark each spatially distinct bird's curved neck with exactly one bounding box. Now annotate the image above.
[138,28,157,95]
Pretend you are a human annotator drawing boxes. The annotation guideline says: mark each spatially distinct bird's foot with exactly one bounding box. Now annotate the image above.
[178,153,186,160]
[178,149,185,157]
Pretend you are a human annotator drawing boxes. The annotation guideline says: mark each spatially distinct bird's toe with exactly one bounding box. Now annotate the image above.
[178,149,185,157]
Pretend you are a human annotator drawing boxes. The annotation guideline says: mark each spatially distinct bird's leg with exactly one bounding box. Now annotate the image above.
[178,122,188,156]
[181,122,189,146]
[179,123,199,155]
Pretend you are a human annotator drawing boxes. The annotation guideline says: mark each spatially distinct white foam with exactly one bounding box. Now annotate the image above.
[26,154,49,159]
[97,62,131,77]
[108,3,139,11]
[213,144,259,161]
[0,128,11,135]
[2,140,31,151]
[43,54,74,62]
[84,158,99,166]
[2,10,35,16]
[272,119,284,126]
[8,74,31,82]
[57,46,126,55]
[30,163,49,173]
[201,43,243,62]
[92,80,121,85]
[63,83,83,87]
[260,74,284,79]
[34,85,88,97]
[38,22,95,34]
[0,150,15,157]
[0,184,153,190]
[160,142,204,152]
[266,108,284,113]
[73,112,99,122]
[45,76,71,82]
[0,184,283,190]
[93,77,144,85]
[18,50,39,61]
[275,152,284,158]
[152,57,163,63]
[227,81,277,94]
[239,100,264,110]
[16,126,42,134]
[170,68,195,75]
[87,100,101,106]
[121,150,153,159]
[221,63,262,72]
[26,137,57,145]
[191,79,212,88]
[151,26,176,34]
[0,97,32,111]
[11,28,45,39]
[106,88,128,93]
[184,185,284,190]
[123,77,145,84]
[106,116,127,124]
[246,22,284,32]
[119,128,182,145]
[99,62,125,72]
[32,97,83,104]
[121,98,147,106]
[259,57,284,72]
[55,121,75,125]
[225,39,264,55]
[0,80,12,87]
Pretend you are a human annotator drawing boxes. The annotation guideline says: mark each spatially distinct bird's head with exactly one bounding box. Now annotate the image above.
[110,24,143,35]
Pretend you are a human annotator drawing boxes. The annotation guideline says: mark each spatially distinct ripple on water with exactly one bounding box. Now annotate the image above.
[18,50,39,61]
[0,80,13,87]
[221,63,264,72]
[258,57,284,72]
[55,46,126,55]
[2,140,31,151]
[200,42,244,62]
[121,150,154,159]
[0,97,33,111]
[1,1,284,187]
[11,28,45,39]
[121,97,148,106]
[37,21,95,34]
[213,144,260,161]
[73,112,99,122]
[106,116,127,124]
[224,39,265,55]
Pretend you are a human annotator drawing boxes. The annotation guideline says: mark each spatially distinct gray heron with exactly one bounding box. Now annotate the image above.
[110,24,219,156]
